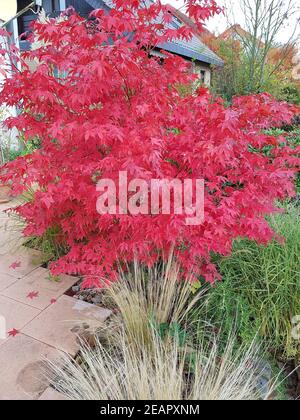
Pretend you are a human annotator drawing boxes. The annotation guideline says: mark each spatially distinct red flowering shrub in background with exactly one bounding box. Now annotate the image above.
[0,1,299,287]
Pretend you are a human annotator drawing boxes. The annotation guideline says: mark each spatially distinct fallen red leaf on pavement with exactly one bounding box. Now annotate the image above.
[8,329,20,337]
[9,261,21,270]
[27,291,39,300]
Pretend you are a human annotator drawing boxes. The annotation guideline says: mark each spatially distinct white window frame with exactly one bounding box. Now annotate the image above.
[59,0,66,11]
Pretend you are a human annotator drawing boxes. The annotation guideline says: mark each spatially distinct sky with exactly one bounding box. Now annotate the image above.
[0,0,17,21]
[0,0,298,44]
[163,0,300,45]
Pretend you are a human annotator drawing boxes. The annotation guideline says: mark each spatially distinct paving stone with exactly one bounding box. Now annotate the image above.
[1,267,79,310]
[38,387,68,400]
[0,199,22,211]
[0,334,61,400]
[0,217,22,238]
[0,212,10,222]
[0,203,111,399]
[0,273,18,292]
[0,209,25,255]
[23,295,111,356]
[0,213,21,230]
[0,226,23,242]
[0,295,40,346]
[0,232,24,256]
[0,247,44,279]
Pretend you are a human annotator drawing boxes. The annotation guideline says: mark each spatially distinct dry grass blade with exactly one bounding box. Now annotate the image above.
[107,255,204,350]
[46,257,280,400]
[46,329,275,400]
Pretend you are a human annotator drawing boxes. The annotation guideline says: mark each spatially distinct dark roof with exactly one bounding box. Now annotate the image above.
[86,0,223,66]
[166,4,214,40]
[16,0,223,66]
[85,0,110,12]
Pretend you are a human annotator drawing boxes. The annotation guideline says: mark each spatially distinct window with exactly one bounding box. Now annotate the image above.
[200,70,206,84]
[53,66,69,80]
[51,0,60,11]
[192,64,207,85]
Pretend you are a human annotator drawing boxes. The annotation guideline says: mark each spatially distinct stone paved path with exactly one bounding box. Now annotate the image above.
[0,201,111,400]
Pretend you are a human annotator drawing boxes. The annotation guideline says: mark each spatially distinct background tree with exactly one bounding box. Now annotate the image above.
[205,0,300,102]
[229,0,300,94]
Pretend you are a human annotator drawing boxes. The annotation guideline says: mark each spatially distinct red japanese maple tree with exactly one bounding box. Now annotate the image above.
[0,1,299,287]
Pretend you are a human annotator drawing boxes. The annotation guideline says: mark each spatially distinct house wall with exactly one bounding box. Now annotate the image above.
[17,0,97,35]
[11,2,214,88]
[17,0,69,34]
[0,28,19,156]
[0,31,7,88]
[66,0,94,15]
[18,0,55,13]
[152,49,212,86]
[14,1,216,88]
[18,1,40,35]
[1,3,34,153]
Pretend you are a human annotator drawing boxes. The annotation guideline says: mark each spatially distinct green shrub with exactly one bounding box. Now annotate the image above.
[278,85,300,105]
[9,136,41,161]
[287,129,300,194]
[264,128,300,194]
[199,204,300,360]
[25,226,68,265]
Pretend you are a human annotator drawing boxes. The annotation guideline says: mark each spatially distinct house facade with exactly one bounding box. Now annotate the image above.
[0,21,19,159]
[165,4,223,86]
[6,0,223,86]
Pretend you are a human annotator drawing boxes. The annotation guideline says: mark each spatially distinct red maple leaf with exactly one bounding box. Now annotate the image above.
[50,298,57,305]
[8,329,20,338]
[27,291,39,300]
[9,261,21,270]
